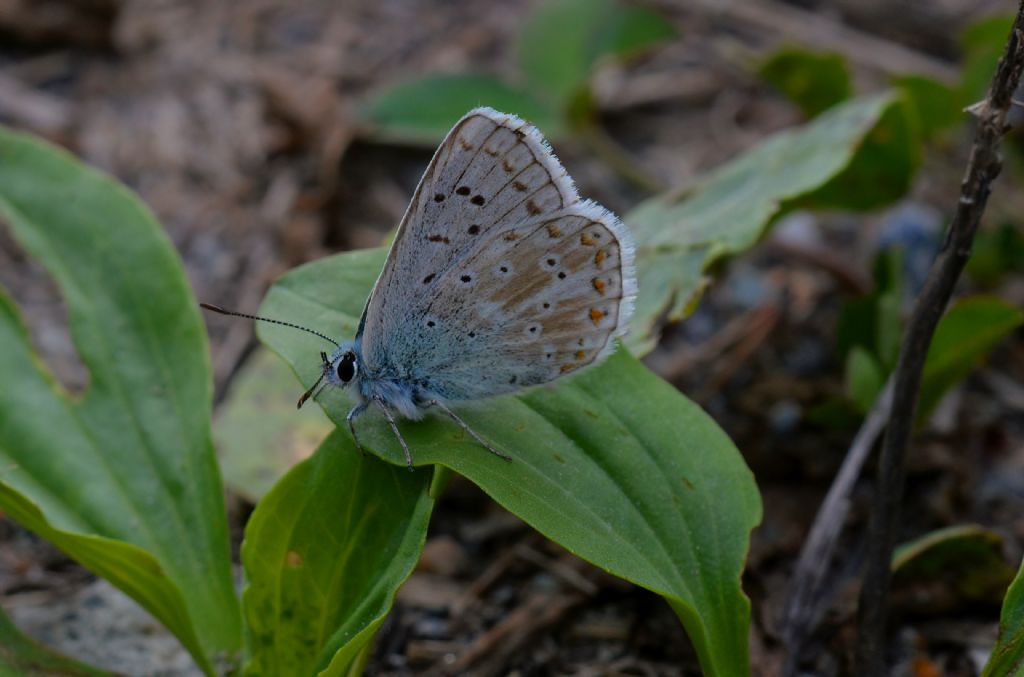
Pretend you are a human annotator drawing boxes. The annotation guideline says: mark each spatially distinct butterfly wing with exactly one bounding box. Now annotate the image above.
[359,108,635,400]
[358,109,577,354]
[407,203,636,400]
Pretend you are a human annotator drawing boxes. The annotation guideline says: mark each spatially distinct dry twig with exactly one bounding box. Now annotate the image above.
[780,380,892,672]
[854,5,1024,673]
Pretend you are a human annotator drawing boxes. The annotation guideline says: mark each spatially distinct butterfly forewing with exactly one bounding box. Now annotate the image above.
[359,108,635,400]
[360,109,576,349]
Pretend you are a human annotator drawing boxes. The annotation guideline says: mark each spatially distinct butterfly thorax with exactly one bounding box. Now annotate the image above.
[359,377,429,420]
[323,342,431,420]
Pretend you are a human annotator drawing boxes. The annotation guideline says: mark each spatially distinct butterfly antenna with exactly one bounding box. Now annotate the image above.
[200,303,339,348]
[296,352,331,409]
[297,372,327,409]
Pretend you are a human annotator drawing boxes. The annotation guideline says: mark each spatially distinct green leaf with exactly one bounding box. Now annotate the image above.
[919,296,1024,419]
[845,347,884,414]
[758,46,852,117]
[258,248,763,677]
[892,525,1016,603]
[983,557,1024,677]
[0,127,241,672]
[836,249,903,376]
[0,604,115,676]
[361,73,563,145]
[966,222,1024,287]
[215,349,333,502]
[626,92,916,354]
[893,74,963,141]
[874,290,902,372]
[961,13,1016,102]
[593,4,678,58]
[241,430,433,676]
[517,0,675,105]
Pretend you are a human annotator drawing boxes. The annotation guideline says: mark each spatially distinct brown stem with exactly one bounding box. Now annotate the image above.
[781,380,892,672]
[853,5,1024,674]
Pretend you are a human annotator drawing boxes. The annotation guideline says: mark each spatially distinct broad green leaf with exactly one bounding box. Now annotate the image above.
[215,349,333,502]
[758,46,852,117]
[0,604,115,676]
[983,557,1024,677]
[892,525,1016,603]
[361,73,562,145]
[517,0,675,105]
[626,92,916,354]
[258,248,762,677]
[845,347,883,414]
[919,296,1023,419]
[0,128,241,672]
[893,74,963,141]
[241,430,433,676]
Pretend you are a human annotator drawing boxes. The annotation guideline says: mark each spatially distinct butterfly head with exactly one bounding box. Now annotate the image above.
[325,344,360,388]
[295,343,360,409]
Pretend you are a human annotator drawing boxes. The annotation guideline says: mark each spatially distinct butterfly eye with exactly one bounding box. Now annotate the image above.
[337,352,357,383]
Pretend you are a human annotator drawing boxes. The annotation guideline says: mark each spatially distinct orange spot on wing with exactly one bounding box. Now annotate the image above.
[458,136,474,151]
[560,363,577,373]
[589,308,605,325]
[592,278,605,295]
[547,223,563,238]
[575,350,586,361]
[503,231,520,241]
[580,233,596,246]
[527,200,542,215]
[594,249,606,267]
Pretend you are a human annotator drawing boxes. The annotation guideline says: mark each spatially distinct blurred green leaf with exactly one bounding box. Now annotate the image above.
[805,397,862,429]
[0,128,241,673]
[982,556,1024,677]
[0,604,116,676]
[215,349,333,502]
[361,74,562,145]
[966,222,1024,287]
[800,95,917,211]
[242,430,433,676]
[919,296,1023,419]
[845,347,884,414]
[893,525,1015,602]
[593,4,678,58]
[836,296,878,364]
[518,0,675,105]
[258,248,762,677]
[874,294,903,373]
[758,46,852,117]
[961,13,1015,102]
[626,92,916,354]
[894,74,963,140]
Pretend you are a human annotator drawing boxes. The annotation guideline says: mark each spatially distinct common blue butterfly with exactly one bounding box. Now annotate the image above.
[205,108,637,469]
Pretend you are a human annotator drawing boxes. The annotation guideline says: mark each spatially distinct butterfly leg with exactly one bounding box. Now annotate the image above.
[346,401,369,455]
[428,400,512,461]
[373,397,416,471]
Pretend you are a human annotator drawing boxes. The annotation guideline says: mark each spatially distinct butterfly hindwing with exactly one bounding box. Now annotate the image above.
[408,203,636,400]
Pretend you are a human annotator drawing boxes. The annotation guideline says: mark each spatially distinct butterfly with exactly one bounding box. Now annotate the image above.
[204,107,637,470]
